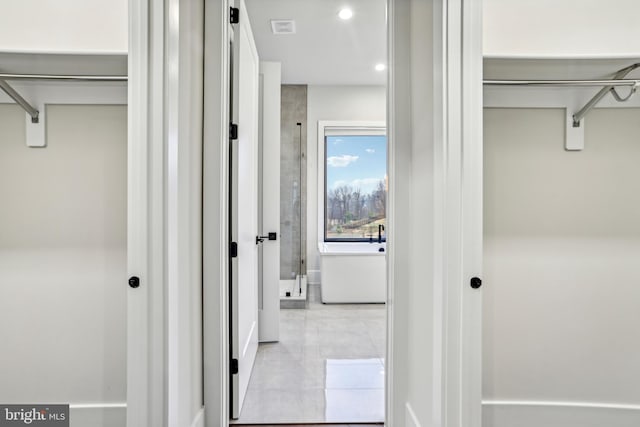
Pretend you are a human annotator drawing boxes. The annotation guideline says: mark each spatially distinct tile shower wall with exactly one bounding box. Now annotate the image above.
[280,85,307,279]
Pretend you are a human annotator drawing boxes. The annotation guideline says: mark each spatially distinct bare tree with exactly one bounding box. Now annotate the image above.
[352,187,363,220]
[373,180,386,217]
[327,181,387,233]
[335,185,353,224]
[327,188,340,224]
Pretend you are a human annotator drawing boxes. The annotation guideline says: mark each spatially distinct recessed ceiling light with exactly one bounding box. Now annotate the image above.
[375,63,386,71]
[338,8,353,20]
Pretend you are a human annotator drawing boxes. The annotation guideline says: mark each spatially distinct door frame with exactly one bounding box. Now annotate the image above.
[203,0,233,424]
[127,1,165,426]
[128,0,205,426]
[201,0,484,426]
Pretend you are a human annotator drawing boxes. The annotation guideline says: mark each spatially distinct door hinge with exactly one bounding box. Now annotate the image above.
[231,358,239,375]
[229,123,238,140]
[230,7,240,24]
[230,241,238,258]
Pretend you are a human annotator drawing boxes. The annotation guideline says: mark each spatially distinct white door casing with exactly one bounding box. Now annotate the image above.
[230,0,260,419]
[128,0,166,425]
[128,0,205,426]
[386,0,483,426]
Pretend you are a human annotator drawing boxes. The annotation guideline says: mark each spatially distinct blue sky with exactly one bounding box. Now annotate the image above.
[326,135,387,195]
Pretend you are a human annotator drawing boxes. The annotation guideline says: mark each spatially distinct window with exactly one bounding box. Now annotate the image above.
[324,128,387,242]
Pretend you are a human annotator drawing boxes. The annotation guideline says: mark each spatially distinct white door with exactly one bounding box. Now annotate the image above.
[258,62,281,342]
[230,0,260,419]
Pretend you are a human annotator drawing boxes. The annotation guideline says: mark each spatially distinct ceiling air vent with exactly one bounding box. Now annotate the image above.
[270,20,296,35]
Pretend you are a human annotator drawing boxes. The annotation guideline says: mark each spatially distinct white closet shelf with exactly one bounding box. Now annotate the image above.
[0,51,126,77]
[484,57,640,81]
[0,52,127,148]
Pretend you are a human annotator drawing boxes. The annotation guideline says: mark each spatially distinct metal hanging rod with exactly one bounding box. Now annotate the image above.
[484,63,640,128]
[0,73,127,82]
[0,73,127,124]
[484,79,640,87]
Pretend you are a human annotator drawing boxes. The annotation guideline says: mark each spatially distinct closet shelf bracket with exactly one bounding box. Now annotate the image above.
[572,62,640,127]
[0,79,39,123]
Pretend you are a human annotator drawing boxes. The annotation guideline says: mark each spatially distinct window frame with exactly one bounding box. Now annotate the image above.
[317,121,387,244]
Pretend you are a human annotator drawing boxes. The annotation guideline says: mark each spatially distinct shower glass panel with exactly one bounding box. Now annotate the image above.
[280,85,307,294]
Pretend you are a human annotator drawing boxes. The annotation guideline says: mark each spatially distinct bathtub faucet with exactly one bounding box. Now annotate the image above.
[378,224,385,243]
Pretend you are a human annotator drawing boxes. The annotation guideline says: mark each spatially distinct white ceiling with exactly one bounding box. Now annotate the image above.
[244,0,386,85]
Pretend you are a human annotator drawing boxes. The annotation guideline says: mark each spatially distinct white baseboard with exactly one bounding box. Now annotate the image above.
[69,403,202,427]
[405,402,421,427]
[70,403,126,427]
[483,400,640,427]
[190,407,205,427]
[308,269,321,285]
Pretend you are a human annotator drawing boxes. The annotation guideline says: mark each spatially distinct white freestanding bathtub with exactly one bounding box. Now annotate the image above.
[318,242,386,303]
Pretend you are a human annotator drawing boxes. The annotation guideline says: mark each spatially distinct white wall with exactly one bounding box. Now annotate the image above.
[0,104,127,426]
[19,4,623,73]
[483,107,640,427]
[306,85,386,282]
[0,0,127,53]
[483,0,640,58]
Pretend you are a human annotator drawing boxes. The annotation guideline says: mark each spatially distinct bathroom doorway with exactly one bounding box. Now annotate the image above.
[228,0,388,423]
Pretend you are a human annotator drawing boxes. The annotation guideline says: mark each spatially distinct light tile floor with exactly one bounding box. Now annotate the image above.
[233,284,386,424]
[240,425,382,427]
